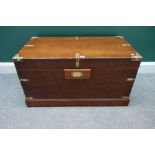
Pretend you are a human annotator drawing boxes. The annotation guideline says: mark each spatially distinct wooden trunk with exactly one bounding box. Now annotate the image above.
[13,36,142,107]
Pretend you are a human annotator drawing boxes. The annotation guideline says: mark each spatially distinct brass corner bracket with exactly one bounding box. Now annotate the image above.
[126,78,135,82]
[131,52,143,62]
[31,36,39,40]
[24,44,34,47]
[115,36,124,39]
[12,54,23,62]
[20,79,29,82]
[121,96,129,99]
[26,97,33,101]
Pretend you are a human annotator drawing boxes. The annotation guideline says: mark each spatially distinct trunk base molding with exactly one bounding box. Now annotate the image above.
[26,98,129,107]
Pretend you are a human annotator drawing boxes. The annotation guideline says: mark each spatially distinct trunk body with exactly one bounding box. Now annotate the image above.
[13,36,142,107]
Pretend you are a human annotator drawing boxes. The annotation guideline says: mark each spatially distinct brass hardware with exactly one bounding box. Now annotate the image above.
[26,97,33,100]
[121,96,129,99]
[75,53,80,67]
[71,71,83,78]
[64,69,91,79]
[31,36,39,40]
[131,52,143,61]
[116,36,124,39]
[20,79,29,82]
[122,43,130,47]
[75,36,79,40]
[12,54,23,62]
[80,55,85,58]
[126,78,135,82]
[24,45,34,47]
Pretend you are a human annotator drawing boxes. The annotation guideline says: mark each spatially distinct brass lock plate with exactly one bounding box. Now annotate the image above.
[64,69,91,79]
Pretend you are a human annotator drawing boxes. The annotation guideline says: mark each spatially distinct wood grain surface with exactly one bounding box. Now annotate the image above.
[17,36,136,59]
[16,64,139,99]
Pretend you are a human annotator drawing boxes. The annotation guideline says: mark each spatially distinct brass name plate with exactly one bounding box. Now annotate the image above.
[64,69,91,79]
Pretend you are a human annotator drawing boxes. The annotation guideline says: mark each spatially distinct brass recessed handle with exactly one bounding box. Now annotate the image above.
[64,69,91,79]
[71,72,83,78]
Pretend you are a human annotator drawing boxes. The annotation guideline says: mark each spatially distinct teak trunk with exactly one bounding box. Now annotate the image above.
[13,36,142,107]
